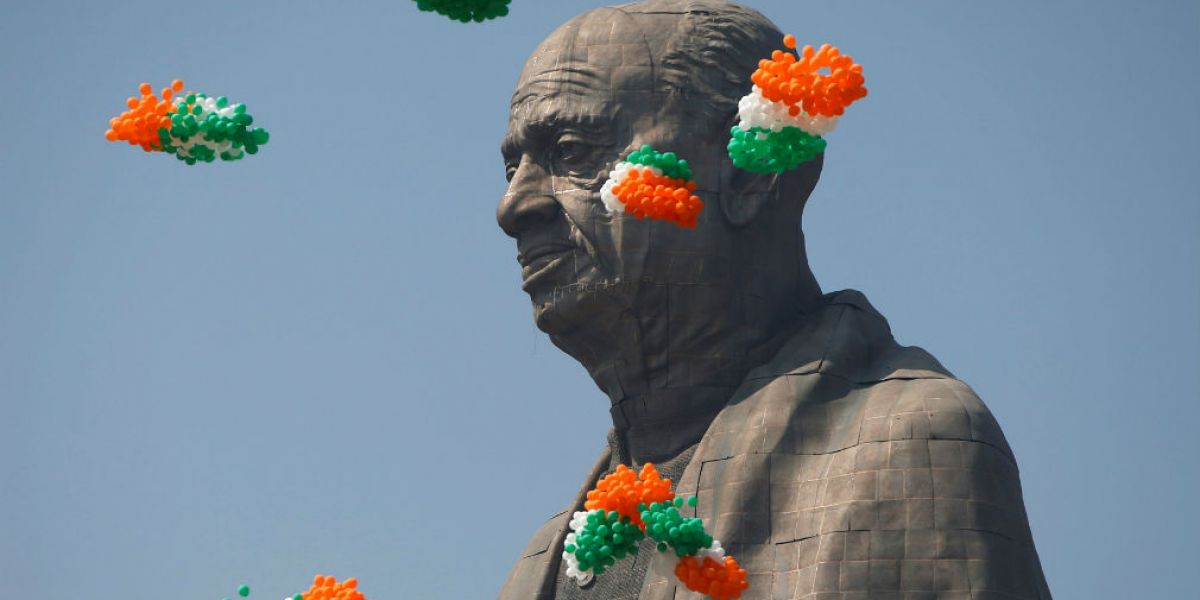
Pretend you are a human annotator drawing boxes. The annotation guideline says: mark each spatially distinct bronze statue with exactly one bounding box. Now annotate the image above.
[496,1,1051,597]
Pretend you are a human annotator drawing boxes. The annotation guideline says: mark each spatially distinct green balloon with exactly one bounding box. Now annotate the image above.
[727,125,825,174]
[622,144,694,181]
[413,0,512,22]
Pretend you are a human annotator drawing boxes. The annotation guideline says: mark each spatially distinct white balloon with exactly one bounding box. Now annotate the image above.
[735,86,839,136]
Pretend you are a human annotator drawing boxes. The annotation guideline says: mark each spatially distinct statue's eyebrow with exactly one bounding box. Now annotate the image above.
[502,103,612,160]
[527,110,609,136]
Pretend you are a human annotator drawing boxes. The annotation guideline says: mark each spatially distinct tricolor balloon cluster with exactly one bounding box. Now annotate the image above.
[600,145,705,228]
[562,464,749,600]
[105,80,269,165]
[728,35,867,174]
[213,574,363,600]
[413,0,511,22]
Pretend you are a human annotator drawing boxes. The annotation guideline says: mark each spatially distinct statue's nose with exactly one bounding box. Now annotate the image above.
[497,158,560,238]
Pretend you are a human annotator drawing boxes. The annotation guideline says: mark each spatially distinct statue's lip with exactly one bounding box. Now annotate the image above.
[521,253,571,291]
[517,241,575,268]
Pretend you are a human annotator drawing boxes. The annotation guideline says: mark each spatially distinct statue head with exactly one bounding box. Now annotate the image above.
[498,0,824,404]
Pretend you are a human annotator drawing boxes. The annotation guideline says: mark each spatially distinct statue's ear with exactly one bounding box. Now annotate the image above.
[718,144,824,228]
[719,151,780,228]
[716,109,780,227]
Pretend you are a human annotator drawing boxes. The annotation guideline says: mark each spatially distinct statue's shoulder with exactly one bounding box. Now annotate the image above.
[498,507,571,600]
[707,290,1017,462]
[821,290,1017,461]
[748,289,952,385]
[684,293,1050,598]
[857,374,1017,464]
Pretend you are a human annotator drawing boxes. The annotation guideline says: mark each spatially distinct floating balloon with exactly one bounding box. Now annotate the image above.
[728,36,867,173]
[600,145,705,228]
[562,463,749,599]
[105,79,269,165]
[413,0,511,22]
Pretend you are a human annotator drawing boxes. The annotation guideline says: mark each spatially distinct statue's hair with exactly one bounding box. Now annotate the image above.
[614,0,785,127]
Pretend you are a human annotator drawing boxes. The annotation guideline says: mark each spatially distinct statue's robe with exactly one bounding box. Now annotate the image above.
[500,290,1052,599]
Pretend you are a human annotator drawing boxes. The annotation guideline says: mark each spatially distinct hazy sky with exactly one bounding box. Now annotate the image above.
[2,1,1197,598]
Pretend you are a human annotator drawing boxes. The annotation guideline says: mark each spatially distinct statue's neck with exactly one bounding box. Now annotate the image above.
[607,385,735,463]
[585,306,815,464]
[549,269,823,464]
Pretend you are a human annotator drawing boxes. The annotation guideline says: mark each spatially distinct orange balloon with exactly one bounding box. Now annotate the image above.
[750,36,867,118]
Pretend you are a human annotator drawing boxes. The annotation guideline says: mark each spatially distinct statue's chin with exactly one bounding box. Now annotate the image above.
[531,295,585,336]
[529,283,628,337]
[531,302,567,335]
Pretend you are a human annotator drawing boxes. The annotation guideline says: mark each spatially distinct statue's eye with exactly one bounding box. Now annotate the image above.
[555,140,585,163]
[547,135,608,182]
[504,161,518,182]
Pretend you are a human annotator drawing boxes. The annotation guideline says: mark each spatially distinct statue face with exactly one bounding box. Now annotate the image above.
[497,10,735,335]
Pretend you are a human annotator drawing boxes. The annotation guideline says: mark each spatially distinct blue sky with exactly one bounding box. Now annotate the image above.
[1,1,1197,598]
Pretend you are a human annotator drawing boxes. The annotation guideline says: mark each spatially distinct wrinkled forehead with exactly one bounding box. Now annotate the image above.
[510,8,664,121]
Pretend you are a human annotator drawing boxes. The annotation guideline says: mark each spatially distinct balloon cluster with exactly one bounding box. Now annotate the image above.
[212,575,363,600]
[562,463,749,599]
[413,0,511,22]
[642,496,712,556]
[563,509,645,578]
[105,79,269,165]
[105,81,180,152]
[728,35,867,174]
[600,145,705,228]
[584,463,674,528]
[297,574,364,600]
[728,126,825,175]
[675,554,749,600]
[756,36,867,118]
